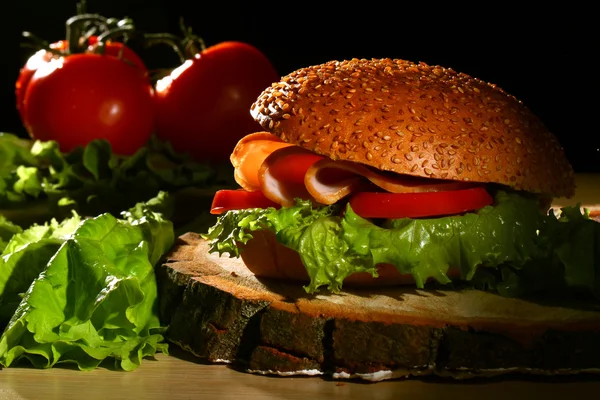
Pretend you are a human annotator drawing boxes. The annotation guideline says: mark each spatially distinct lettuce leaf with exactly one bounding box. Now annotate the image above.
[0,133,232,228]
[203,192,599,297]
[0,193,173,371]
[0,216,22,253]
[539,206,600,297]
[0,213,81,327]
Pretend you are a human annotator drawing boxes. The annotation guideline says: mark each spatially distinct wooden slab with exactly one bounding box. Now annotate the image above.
[155,232,600,381]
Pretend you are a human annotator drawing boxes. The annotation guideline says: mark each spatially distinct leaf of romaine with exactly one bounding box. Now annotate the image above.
[0,134,226,229]
[0,133,41,205]
[204,192,547,293]
[0,213,82,327]
[0,133,37,171]
[82,140,114,181]
[0,194,173,371]
[540,206,600,297]
[0,215,22,253]
[296,216,377,293]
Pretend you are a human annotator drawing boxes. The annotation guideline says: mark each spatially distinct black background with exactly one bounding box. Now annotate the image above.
[5,1,598,172]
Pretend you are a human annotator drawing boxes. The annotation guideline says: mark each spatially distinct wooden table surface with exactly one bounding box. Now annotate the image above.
[2,347,600,400]
[0,173,599,399]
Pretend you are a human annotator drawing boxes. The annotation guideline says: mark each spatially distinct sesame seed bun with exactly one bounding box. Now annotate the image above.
[250,58,575,198]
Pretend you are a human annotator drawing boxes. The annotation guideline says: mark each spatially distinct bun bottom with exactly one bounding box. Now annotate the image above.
[239,229,458,287]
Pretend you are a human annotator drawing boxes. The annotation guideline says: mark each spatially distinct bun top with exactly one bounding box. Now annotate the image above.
[250,58,575,198]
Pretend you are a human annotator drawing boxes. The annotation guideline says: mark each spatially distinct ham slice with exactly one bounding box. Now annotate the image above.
[259,146,325,207]
[304,159,474,205]
[230,132,293,191]
[231,132,475,206]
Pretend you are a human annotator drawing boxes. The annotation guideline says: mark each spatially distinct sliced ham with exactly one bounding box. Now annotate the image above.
[304,159,475,205]
[230,132,293,191]
[231,132,476,207]
[259,146,325,207]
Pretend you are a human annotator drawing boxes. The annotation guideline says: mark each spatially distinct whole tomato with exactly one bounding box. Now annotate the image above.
[23,53,154,155]
[16,40,68,123]
[16,37,147,128]
[153,41,280,163]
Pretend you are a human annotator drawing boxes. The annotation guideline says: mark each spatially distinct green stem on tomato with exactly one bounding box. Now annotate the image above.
[65,13,108,54]
[180,36,206,59]
[76,0,87,15]
[94,25,136,56]
[142,33,187,64]
[179,17,206,58]
[20,31,64,54]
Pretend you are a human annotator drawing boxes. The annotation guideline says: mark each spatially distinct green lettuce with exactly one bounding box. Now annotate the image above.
[0,133,232,228]
[203,192,599,297]
[0,216,22,253]
[0,212,82,327]
[0,192,173,371]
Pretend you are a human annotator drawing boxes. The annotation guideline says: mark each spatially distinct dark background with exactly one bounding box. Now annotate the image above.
[4,1,598,172]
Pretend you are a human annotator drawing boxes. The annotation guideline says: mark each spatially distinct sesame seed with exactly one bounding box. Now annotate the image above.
[251,58,575,198]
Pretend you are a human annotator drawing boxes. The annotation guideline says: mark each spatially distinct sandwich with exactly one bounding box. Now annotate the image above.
[203,57,596,298]
[159,58,600,380]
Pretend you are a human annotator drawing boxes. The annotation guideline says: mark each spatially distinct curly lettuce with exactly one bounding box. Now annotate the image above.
[0,133,231,229]
[0,193,173,371]
[203,192,599,297]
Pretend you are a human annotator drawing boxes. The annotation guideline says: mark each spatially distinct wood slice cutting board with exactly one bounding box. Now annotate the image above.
[155,232,600,381]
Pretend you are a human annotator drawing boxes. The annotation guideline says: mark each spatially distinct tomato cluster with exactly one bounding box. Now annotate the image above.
[16,12,279,161]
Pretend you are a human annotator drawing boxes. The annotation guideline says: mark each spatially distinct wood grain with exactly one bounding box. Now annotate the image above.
[1,349,600,400]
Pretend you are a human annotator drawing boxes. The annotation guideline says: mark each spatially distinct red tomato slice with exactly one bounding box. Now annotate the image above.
[264,149,324,185]
[210,189,281,214]
[348,187,493,219]
[259,146,325,206]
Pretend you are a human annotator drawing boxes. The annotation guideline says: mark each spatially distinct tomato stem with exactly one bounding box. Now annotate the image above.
[66,13,109,54]
[142,33,187,63]
[95,25,136,55]
[20,31,61,54]
[179,17,206,58]
[76,0,87,15]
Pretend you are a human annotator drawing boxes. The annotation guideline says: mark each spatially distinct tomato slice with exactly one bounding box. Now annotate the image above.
[348,187,493,219]
[262,148,324,185]
[259,146,325,206]
[210,189,281,214]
